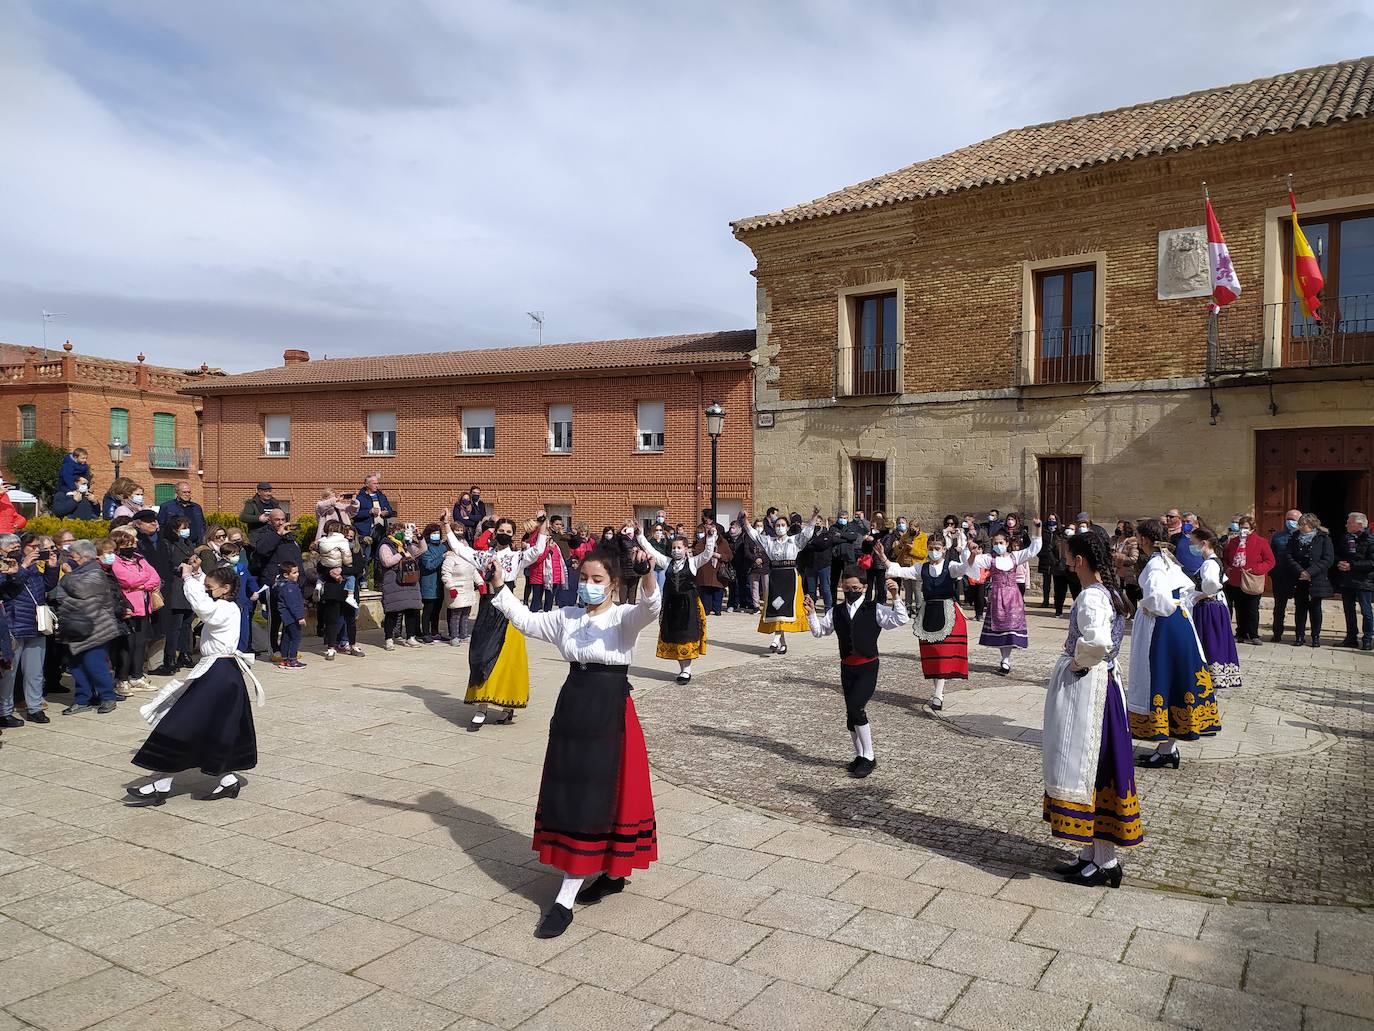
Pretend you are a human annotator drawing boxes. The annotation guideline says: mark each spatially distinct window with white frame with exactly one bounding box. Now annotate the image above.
[636,401,664,452]
[462,407,496,453]
[367,410,397,454]
[264,414,291,455]
[548,404,572,453]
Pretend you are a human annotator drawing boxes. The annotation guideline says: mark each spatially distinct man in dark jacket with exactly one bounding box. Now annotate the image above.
[251,510,304,655]
[158,481,207,544]
[1270,507,1302,641]
[830,511,866,606]
[240,482,278,528]
[52,475,100,520]
[132,509,169,660]
[800,522,839,613]
[354,474,395,585]
[48,541,125,714]
[1336,512,1374,651]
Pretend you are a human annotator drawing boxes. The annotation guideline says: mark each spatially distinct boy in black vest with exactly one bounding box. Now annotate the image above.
[804,564,906,777]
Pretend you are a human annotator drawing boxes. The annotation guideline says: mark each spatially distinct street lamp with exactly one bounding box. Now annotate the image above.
[704,401,725,522]
[108,438,124,482]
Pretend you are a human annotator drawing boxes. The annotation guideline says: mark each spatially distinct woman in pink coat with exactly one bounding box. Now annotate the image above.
[110,531,164,691]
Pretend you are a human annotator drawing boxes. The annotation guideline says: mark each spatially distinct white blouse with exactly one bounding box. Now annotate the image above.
[744,520,816,561]
[186,576,240,656]
[492,582,662,665]
[446,529,546,585]
[807,594,908,637]
[1069,585,1117,671]
[638,532,716,574]
[963,535,1042,572]
[1197,556,1226,598]
[1139,550,1194,618]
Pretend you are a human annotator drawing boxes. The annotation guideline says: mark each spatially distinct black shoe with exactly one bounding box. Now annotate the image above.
[112,692,129,702]
[1293,637,1306,647]
[96,701,117,714]
[1363,641,1374,652]
[575,875,626,906]
[61,704,95,715]
[1270,632,1283,643]
[1311,637,1321,649]
[675,671,692,684]
[1337,638,1358,649]
[845,755,865,774]
[777,645,788,656]
[24,711,50,725]
[1248,636,1263,646]
[850,756,876,779]
[149,665,175,677]
[996,661,1011,676]
[768,644,778,654]
[178,656,197,670]
[0,715,22,729]
[1068,862,1123,888]
[930,697,944,711]
[1053,857,1092,877]
[125,785,168,807]
[1137,749,1180,770]
[200,779,241,801]
[535,903,574,939]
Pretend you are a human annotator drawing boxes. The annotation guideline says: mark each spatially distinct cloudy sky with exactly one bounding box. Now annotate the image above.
[0,2,1364,371]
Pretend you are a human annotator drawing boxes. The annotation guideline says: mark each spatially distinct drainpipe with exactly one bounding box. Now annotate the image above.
[692,371,702,516]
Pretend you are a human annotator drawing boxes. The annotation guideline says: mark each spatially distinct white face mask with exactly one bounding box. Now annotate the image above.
[695,532,705,540]
[130,494,144,505]
[928,550,944,563]
[77,483,88,494]
[671,548,687,561]
[1064,528,1076,537]
[774,523,788,537]
[992,543,1008,556]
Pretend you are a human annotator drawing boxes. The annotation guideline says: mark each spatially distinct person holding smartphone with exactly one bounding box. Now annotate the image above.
[315,489,360,543]
[0,533,60,727]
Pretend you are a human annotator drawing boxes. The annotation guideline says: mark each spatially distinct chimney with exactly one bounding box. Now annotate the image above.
[283,349,310,365]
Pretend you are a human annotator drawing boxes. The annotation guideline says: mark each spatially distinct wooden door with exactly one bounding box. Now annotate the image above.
[1039,456,1082,522]
[853,460,887,516]
[1255,427,1374,535]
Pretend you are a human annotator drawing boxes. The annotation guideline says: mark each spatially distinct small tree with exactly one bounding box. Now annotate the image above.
[7,439,65,508]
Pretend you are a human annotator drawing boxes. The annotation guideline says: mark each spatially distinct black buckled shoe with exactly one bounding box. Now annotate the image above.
[535,903,574,939]
[1053,857,1092,877]
[1068,862,1124,889]
[125,784,169,807]
[1136,749,1180,770]
[575,875,626,906]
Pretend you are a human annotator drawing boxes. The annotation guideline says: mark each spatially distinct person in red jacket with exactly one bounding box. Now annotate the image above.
[1221,514,1274,645]
[0,482,27,535]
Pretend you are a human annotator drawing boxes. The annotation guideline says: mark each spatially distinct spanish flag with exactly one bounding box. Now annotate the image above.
[1290,191,1324,321]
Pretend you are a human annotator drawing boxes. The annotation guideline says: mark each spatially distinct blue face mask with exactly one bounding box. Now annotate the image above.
[178,529,190,539]
[429,534,440,543]
[1229,522,1240,532]
[578,582,607,606]
[836,518,848,526]
[1181,522,1194,533]
[1285,519,1299,531]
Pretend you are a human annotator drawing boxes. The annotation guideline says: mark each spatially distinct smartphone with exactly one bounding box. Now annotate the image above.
[342,492,354,499]
[405,522,417,537]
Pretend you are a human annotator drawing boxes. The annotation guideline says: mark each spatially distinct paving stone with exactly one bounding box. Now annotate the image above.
[161,940,306,1002]
[1200,904,1317,962]
[0,914,54,962]
[1037,951,1172,1018]
[1015,907,1135,959]
[1163,978,1304,1031]
[647,909,770,963]
[622,862,700,901]
[514,982,672,1031]
[654,1016,734,1031]
[8,965,168,1031]
[830,909,952,962]
[917,889,1031,937]
[353,935,492,998]
[82,990,240,1031]
[397,894,517,944]
[114,917,238,975]
[1080,1003,1179,1031]
[678,842,779,880]
[831,839,930,879]
[736,928,865,990]
[995,873,1105,916]
[749,855,854,897]
[860,1009,956,1029]
[284,912,419,970]
[2,877,127,928]
[431,956,577,1029]
[232,962,377,1030]
[833,954,968,1019]
[730,978,876,1031]
[1244,951,1374,1017]
[1303,1006,1374,1031]
[331,878,451,921]
[44,897,181,950]
[574,891,687,940]
[631,954,770,1022]
[688,816,786,850]
[744,888,859,936]
[169,878,293,925]
[943,979,1088,1031]
[755,828,852,863]
[1318,922,1374,973]
[1121,926,1246,988]
[664,872,777,919]
[297,988,458,1031]
[0,939,110,1006]
[909,856,1012,897]
[927,928,1055,988]
[828,870,937,918]
[465,910,598,965]
[542,931,676,992]
[1091,890,1211,937]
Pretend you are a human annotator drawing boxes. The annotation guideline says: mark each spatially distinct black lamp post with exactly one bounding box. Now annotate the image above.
[107,438,125,482]
[705,401,725,522]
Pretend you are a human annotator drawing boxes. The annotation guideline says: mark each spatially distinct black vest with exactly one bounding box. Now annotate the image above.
[921,562,957,600]
[833,600,882,660]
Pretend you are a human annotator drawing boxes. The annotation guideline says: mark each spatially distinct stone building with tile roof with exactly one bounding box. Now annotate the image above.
[732,57,1374,535]
[184,331,756,528]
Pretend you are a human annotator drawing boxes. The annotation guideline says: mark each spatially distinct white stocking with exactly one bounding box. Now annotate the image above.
[678,660,691,674]
[555,876,584,909]
[849,728,863,757]
[771,631,782,648]
[1094,841,1118,868]
[999,646,1013,663]
[1155,738,1177,755]
[932,678,946,701]
[220,773,239,787]
[855,723,874,760]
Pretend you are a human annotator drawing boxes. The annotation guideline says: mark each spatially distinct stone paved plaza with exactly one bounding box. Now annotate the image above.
[0,603,1371,1030]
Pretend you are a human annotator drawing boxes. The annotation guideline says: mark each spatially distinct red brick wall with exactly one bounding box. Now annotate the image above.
[739,120,1374,397]
[197,366,755,528]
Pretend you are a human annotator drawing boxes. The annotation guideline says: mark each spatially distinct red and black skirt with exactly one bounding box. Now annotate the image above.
[915,599,968,680]
[532,662,657,878]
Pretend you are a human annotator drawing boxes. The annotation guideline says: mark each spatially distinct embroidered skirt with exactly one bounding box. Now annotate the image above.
[1194,597,1242,690]
[980,570,1029,649]
[533,663,657,878]
[132,657,257,777]
[466,591,530,709]
[1044,672,1144,848]
[658,598,707,661]
[916,600,968,680]
[1128,607,1222,741]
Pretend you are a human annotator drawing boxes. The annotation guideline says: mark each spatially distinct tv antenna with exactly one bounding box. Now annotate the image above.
[526,310,544,345]
[41,310,67,350]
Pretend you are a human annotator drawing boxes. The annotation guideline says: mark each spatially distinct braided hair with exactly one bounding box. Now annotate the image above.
[1136,517,1174,556]
[1066,529,1132,617]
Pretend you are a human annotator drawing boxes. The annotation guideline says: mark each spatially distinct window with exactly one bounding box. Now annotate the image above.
[548,404,573,453]
[19,405,36,442]
[1286,209,1374,366]
[853,460,887,515]
[1034,267,1098,383]
[367,410,397,454]
[109,408,129,447]
[851,292,899,395]
[637,401,665,452]
[462,407,496,453]
[1038,457,1082,523]
[153,412,176,448]
[264,414,291,455]
[544,504,573,527]
[154,484,176,506]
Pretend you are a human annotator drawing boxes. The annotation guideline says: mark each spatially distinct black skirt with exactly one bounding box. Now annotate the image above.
[660,576,702,645]
[538,663,629,845]
[133,657,257,777]
[766,561,798,621]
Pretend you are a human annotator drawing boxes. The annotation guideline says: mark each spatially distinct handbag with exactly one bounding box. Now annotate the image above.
[27,585,57,635]
[148,588,165,612]
[717,560,737,584]
[1240,568,1266,596]
[398,558,419,586]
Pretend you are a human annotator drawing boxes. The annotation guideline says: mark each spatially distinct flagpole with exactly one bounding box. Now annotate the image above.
[1203,181,1219,369]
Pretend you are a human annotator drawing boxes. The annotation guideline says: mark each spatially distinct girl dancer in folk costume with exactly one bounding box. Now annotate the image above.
[486,543,661,939]
[127,564,265,806]
[805,565,907,778]
[962,519,1043,674]
[1042,531,1142,888]
[1129,519,1221,770]
[442,510,547,730]
[639,521,718,683]
[743,508,818,655]
[880,534,970,711]
[1189,528,1241,690]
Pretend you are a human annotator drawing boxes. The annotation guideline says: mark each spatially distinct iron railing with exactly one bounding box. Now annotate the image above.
[1012,324,1102,385]
[148,446,191,469]
[837,343,900,396]
[1208,294,1374,375]
[0,439,34,467]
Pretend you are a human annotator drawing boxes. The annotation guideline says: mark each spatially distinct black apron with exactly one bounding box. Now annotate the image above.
[766,559,798,621]
[660,564,702,645]
[537,663,630,839]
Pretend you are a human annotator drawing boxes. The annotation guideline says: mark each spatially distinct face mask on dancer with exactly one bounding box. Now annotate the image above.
[843,588,864,604]
[992,543,1008,556]
[671,546,687,561]
[578,582,607,605]
[495,531,513,548]
[774,523,788,537]
[928,549,944,564]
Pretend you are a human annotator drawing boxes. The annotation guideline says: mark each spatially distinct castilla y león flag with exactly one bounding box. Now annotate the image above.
[1289,191,1324,321]
[1205,197,1241,306]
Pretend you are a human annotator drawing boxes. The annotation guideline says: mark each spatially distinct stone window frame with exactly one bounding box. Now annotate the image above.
[835,280,906,398]
[1018,253,1107,386]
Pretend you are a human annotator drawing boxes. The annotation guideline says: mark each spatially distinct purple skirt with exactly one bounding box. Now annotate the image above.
[980,567,1028,649]
[1194,597,1241,689]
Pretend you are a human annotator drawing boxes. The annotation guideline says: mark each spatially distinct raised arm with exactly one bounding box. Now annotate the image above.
[1011,535,1043,567]
[515,527,549,571]
[183,573,218,621]
[687,532,718,574]
[618,555,663,638]
[807,601,836,638]
[637,532,669,570]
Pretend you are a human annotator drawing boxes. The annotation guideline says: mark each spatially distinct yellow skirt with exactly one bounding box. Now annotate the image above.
[758,572,808,634]
[657,599,707,661]
[465,620,530,709]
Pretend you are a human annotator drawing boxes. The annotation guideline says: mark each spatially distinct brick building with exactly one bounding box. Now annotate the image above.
[0,341,215,504]
[732,57,1374,534]
[187,331,755,529]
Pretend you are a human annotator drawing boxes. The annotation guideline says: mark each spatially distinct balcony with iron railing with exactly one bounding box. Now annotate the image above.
[1207,294,1374,376]
[148,446,192,470]
[1,439,35,466]
[837,342,900,397]
[1012,324,1103,385]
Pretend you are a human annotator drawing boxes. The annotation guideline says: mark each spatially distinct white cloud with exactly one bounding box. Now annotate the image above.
[0,0,1363,369]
